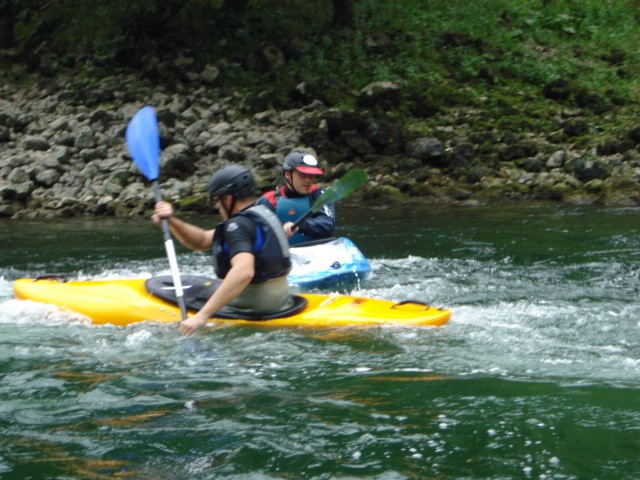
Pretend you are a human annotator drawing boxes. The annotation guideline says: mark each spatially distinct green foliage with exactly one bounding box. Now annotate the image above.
[10,0,640,136]
[262,0,640,124]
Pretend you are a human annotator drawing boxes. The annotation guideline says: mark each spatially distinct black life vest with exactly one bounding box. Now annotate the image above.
[211,205,291,283]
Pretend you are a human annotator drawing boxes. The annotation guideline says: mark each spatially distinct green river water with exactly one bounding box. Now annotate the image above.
[0,203,638,479]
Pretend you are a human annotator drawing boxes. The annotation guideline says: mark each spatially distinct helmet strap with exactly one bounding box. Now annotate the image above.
[284,170,295,191]
[220,193,236,218]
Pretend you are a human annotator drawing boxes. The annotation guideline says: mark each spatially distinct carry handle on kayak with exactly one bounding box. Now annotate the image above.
[33,274,67,282]
[391,300,431,311]
[391,300,448,312]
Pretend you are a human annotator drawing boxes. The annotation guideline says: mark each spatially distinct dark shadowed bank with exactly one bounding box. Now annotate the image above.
[1,1,640,218]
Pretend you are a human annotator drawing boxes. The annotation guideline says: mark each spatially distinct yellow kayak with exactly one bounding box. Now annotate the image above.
[12,275,451,328]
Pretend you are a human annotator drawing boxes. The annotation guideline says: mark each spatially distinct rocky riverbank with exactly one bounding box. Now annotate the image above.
[2,51,640,219]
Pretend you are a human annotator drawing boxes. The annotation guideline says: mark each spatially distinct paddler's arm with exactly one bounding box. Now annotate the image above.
[179,252,255,336]
[152,201,214,251]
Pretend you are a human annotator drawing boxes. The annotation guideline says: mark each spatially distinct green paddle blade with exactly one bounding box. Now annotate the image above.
[310,168,368,212]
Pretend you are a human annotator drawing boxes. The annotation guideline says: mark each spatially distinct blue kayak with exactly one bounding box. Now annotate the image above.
[288,237,372,291]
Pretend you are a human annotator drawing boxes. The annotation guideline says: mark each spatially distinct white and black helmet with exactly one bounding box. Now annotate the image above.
[283,150,323,175]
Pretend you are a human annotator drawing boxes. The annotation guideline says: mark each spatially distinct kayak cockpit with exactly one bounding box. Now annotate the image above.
[145,275,308,321]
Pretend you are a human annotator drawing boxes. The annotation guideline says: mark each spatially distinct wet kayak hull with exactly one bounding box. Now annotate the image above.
[13,276,450,328]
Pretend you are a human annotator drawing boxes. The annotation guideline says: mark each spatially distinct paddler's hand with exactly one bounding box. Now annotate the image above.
[179,313,207,336]
[283,221,299,238]
[152,201,174,227]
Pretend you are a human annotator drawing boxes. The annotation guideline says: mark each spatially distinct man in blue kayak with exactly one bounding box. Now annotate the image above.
[257,150,336,245]
[152,164,292,336]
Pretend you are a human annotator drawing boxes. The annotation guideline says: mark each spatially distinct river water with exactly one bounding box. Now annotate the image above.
[0,203,638,479]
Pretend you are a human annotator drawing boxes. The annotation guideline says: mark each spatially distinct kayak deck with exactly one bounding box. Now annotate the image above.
[12,277,451,328]
[288,237,371,290]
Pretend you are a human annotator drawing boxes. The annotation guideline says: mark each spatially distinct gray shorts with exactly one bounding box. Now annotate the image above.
[228,275,292,313]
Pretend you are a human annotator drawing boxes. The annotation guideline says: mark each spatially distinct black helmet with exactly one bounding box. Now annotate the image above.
[208,164,256,199]
[283,150,323,175]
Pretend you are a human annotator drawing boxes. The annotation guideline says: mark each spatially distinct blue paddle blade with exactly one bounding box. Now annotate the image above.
[125,106,160,181]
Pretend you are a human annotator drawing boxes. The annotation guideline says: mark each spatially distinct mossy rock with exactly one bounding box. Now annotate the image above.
[564,192,601,205]
[584,179,605,192]
[177,193,210,212]
[407,181,436,197]
[603,190,640,206]
[565,156,612,181]
[362,184,406,202]
[605,175,640,191]
[530,183,566,200]
[474,188,508,203]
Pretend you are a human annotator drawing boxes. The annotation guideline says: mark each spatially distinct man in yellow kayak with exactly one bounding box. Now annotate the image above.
[152,164,292,336]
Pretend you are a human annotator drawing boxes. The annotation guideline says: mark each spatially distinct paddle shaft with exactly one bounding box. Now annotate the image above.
[153,182,188,321]
[291,210,313,230]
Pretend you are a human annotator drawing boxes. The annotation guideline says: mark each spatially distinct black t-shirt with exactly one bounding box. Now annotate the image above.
[223,215,257,259]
